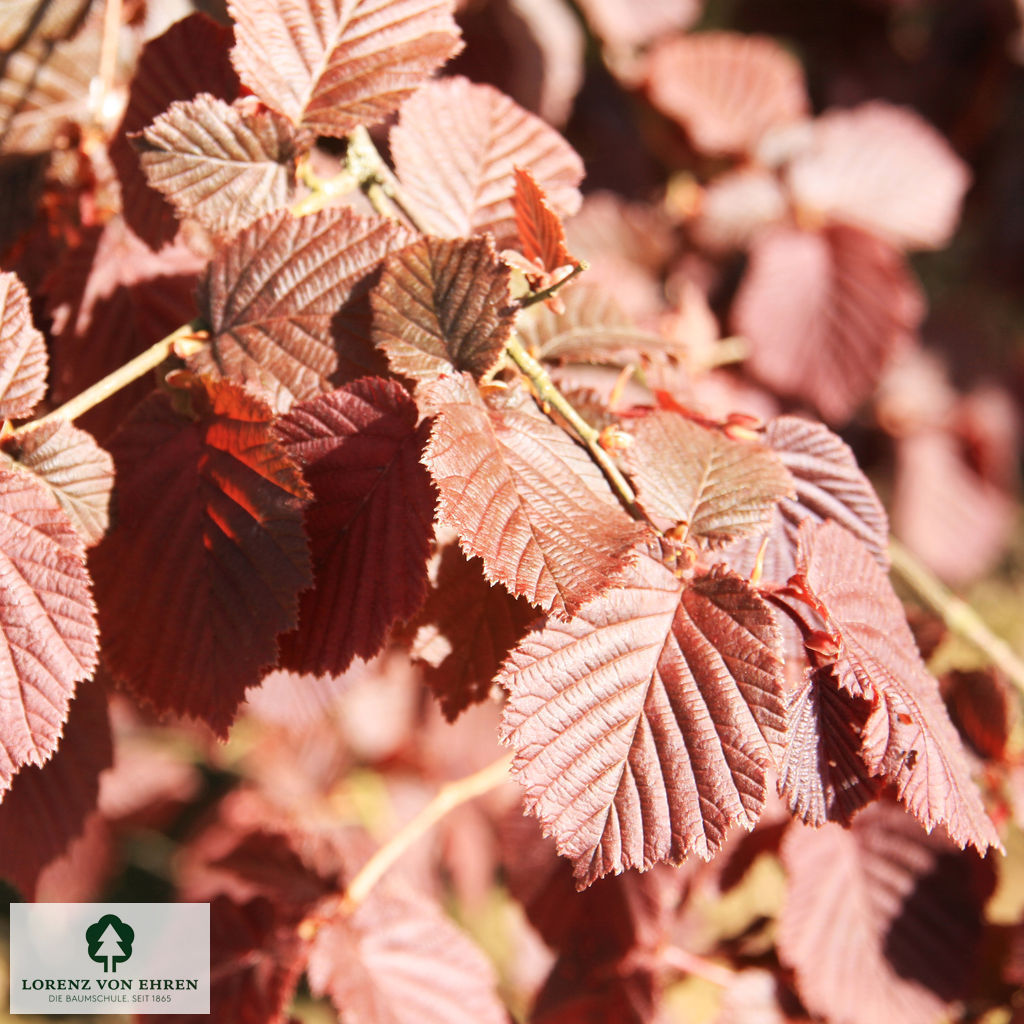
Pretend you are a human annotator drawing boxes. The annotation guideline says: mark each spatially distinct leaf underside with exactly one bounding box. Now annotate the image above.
[0,270,47,419]
[499,552,785,887]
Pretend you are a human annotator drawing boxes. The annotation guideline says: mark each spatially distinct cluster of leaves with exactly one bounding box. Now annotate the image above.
[1,1,1023,1023]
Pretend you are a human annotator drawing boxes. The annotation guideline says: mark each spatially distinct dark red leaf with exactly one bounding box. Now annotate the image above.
[787,101,970,251]
[0,467,98,794]
[512,165,577,275]
[0,269,46,418]
[110,13,240,249]
[499,552,785,886]
[943,668,1016,762]
[778,666,881,827]
[90,376,312,736]
[370,235,514,385]
[192,207,411,411]
[792,521,999,852]
[1,420,114,546]
[644,32,808,157]
[421,374,647,617]
[275,378,436,676]
[412,543,536,720]
[0,680,110,897]
[532,964,659,1024]
[779,802,996,1024]
[306,885,507,1024]
[621,411,793,547]
[732,225,924,424]
[391,76,584,250]
[227,0,463,137]
[136,94,297,238]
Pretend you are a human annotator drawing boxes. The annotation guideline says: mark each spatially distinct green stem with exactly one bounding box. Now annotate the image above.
[515,261,588,310]
[889,536,1024,694]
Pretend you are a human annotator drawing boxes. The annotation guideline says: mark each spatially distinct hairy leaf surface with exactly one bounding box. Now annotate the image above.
[644,32,808,157]
[307,885,507,1024]
[371,235,514,384]
[1,420,113,546]
[0,681,110,896]
[0,270,47,418]
[792,521,999,852]
[136,94,297,238]
[422,374,646,617]
[90,377,312,736]
[733,225,924,423]
[0,467,98,794]
[391,76,584,249]
[621,411,793,547]
[110,13,240,249]
[194,208,410,411]
[228,0,462,137]
[276,378,436,676]
[499,553,785,886]
[412,543,536,720]
[787,102,970,251]
[780,803,995,1024]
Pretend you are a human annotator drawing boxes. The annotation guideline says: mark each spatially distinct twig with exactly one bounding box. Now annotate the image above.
[515,261,588,310]
[291,166,359,217]
[661,945,736,987]
[506,334,641,517]
[18,321,207,432]
[345,126,420,228]
[91,0,122,129]
[339,754,512,913]
[889,536,1024,694]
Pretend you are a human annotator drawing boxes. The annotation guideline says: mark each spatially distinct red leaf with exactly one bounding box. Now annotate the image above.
[0,0,91,48]
[644,32,808,157]
[621,411,794,547]
[306,886,507,1024]
[575,0,701,50]
[275,378,436,676]
[0,467,98,795]
[499,553,785,886]
[370,235,514,385]
[412,543,537,720]
[1,420,114,546]
[779,802,996,1024]
[792,521,999,853]
[0,269,46,418]
[692,167,788,252]
[943,668,1016,762]
[778,666,881,827]
[512,166,577,275]
[110,13,240,249]
[192,208,411,411]
[421,374,647,617]
[136,94,297,238]
[0,680,111,897]
[722,415,889,585]
[90,376,312,736]
[391,76,584,249]
[227,0,463,137]
[787,102,970,251]
[732,225,924,424]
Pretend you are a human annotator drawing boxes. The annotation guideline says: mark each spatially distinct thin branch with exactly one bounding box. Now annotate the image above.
[345,126,421,228]
[291,166,359,217]
[506,334,642,518]
[91,0,122,129]
[661,945,736,987]
[515,261,588,311]
[340,754,512,913]
[889,536,1024,694]
[18,321,207,432]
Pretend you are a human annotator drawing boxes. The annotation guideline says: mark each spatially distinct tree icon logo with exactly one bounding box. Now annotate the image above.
[85,915,135,973]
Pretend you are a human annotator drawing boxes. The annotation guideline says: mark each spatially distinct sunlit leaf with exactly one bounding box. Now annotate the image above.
[371,235,514,385]
[136,94,297,238]
[575,0,701,50]
[512,165,577,274]
[275,378,436,676]
[499,553,785,886]
[228,0,463,137]
[90,376,312,736]
[0,467,98,794]
[391,76,584,249]
[421,374,647,617]
[0,0,92,49]
[193,207,410,411]
[0,269,46,418]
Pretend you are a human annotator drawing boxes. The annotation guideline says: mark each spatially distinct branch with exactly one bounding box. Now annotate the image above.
[661,945,737,987]
[505,334,642,518]
[345,126,421,228]
[889,536,1024,694]
[18,321,207,432]
[340,754,512,913]
[514,261,588,311]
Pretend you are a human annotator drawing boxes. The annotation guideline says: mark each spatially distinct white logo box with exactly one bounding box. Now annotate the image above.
[9,903,210,1015]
